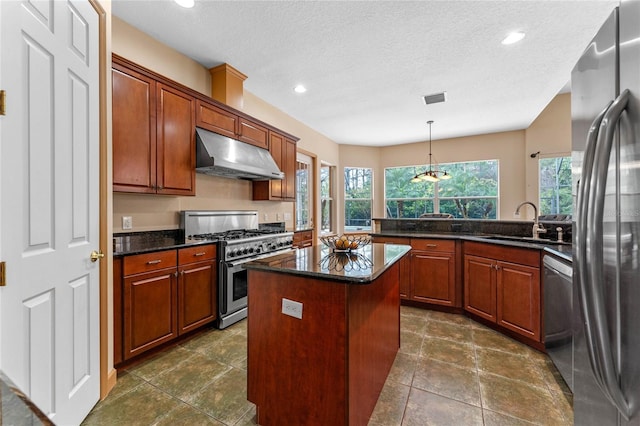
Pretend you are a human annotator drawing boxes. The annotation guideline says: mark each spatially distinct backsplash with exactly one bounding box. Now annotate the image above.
[373,218,572,243]
[113,174,295,232]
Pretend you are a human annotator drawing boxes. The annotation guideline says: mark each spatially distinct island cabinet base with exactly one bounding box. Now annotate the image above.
[247,264,401,426]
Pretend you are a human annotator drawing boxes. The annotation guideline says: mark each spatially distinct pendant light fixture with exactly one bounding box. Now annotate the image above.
[410,120,452,183]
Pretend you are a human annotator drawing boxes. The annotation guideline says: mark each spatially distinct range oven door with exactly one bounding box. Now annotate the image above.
[219,258,250,328]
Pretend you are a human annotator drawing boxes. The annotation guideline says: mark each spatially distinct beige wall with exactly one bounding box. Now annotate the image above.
[112,17,340,232]
[334,94,570,224]
[524,93,572,204]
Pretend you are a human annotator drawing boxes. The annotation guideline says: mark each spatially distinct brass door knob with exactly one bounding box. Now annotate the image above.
[90,250,105,262]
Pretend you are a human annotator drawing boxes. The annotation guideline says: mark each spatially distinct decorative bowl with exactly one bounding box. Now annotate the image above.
[319,234,371,252]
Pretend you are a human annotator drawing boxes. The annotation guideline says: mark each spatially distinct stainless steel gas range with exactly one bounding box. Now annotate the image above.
[180,210,294,329]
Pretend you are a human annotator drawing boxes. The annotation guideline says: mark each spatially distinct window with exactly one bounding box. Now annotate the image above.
[344,167,372,231]
[385,160,499,219]
[539,156,572,216]
[296,153,313,230]
[320,164,335,234]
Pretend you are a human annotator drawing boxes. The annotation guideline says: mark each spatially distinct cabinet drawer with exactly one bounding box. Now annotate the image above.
[179,244,216,264]
[372,236,410,245]
[410,238,455,252]
[124,250,177,276]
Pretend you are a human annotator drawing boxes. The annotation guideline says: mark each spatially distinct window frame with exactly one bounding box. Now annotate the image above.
[383,159,499,219]
[538,155,572,216]
[344,166,373,232]
[320,163,335,235]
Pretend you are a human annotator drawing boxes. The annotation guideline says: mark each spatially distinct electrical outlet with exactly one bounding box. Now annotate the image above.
[276,213,281,221]
[282,298,303,319]
[284,212,291,221]
[263,213,268,221]
[122,216,133,230]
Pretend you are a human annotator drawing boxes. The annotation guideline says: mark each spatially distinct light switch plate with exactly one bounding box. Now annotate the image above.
[282,298,303,319]
[122,216,133,230]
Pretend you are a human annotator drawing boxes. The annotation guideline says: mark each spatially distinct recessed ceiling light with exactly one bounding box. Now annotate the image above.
[294,85,307,94]
[502,31,525,45]
[174,0,195,8]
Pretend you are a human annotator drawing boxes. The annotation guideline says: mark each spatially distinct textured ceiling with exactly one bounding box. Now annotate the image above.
[111,0,617,146]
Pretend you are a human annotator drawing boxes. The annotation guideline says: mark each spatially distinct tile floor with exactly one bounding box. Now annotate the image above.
[82,306,572,425]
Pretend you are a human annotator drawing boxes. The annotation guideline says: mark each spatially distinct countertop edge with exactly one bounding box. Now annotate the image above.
[244,244,411,284]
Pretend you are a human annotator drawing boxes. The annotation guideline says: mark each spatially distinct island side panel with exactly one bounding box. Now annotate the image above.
[347,261,401,425]
[247,269,348,426]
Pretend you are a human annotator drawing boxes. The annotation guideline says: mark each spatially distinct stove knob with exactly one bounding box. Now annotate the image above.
[228,251,235,258]
[249,247,255,253]
[243,248,249,254]
[256,246,262,253]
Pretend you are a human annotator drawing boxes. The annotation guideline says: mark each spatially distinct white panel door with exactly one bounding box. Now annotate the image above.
[0,1,101,425]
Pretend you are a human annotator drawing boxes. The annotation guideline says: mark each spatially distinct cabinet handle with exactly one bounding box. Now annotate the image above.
[174,271,179,278]
[158,186,163,191]
[194,252,206,257]
[426,244,437,248]
[147,260,162,265]
[180,270,185,275]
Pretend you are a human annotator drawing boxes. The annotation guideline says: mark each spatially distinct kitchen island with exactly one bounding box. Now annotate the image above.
[244,243,410,426]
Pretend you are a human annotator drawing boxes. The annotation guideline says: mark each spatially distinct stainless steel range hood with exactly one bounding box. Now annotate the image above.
[195,127,284,181]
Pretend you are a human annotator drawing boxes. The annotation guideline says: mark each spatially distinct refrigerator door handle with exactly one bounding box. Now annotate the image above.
[583,89,632,420]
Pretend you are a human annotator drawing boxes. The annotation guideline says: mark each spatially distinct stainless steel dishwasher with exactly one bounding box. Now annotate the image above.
[543,253,573,392]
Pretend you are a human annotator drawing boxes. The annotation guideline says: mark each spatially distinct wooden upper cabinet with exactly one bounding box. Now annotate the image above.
[195,100,237,138]
[112,59,195,196]
[283,137,296,200]
[238,118,269,149]
[252,131,296,201]
[112,65,157,194]
[156,83,195,195]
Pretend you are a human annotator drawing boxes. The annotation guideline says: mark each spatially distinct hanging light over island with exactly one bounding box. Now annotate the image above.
[410,120,452,183]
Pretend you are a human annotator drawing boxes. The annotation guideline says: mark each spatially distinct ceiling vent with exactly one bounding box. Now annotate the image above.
[423,92,447,105]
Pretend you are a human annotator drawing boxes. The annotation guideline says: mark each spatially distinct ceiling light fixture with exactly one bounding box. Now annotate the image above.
[174,0,195,8]
[294,84,307,94]
[410,120,451,183]
[502,31,525,45]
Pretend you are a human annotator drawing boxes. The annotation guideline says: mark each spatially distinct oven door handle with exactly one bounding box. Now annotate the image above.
[224,248,296,268]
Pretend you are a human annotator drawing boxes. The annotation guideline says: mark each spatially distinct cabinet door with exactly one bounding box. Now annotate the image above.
[196,100,237,138]
[398,253,411,299]
[178,259,217,334]
[411,250,456,306]
[283,138,296,200]
[269,132,284,199]
[238,118,269,149]
[293,230,313,248]
[464,255,496,322]
[496,261,541,341]
[156,83,195,195]
[123,268,178,360]
[112,66,156,193]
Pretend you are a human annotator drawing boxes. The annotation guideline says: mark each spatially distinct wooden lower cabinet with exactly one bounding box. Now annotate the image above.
[124,266,178,360]
[178,245,217,334]
[116,244,217,364]
[410,239,457,307]
[293,229,313,248]
[372,237,459,307]
[464,241,541,342]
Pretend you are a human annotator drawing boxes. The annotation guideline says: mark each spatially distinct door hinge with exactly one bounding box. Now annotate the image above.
[0,261,6,286]
[0,90,5,116]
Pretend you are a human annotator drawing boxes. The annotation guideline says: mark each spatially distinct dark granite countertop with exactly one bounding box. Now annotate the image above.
[113,230,216,257]
[370,231,573,262]
[243,243,411,284]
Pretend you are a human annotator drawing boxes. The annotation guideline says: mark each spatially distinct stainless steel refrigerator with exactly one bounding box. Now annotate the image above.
[572,1,640,424]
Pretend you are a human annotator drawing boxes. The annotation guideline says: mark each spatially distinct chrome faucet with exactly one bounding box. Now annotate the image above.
[515,201,547,239]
